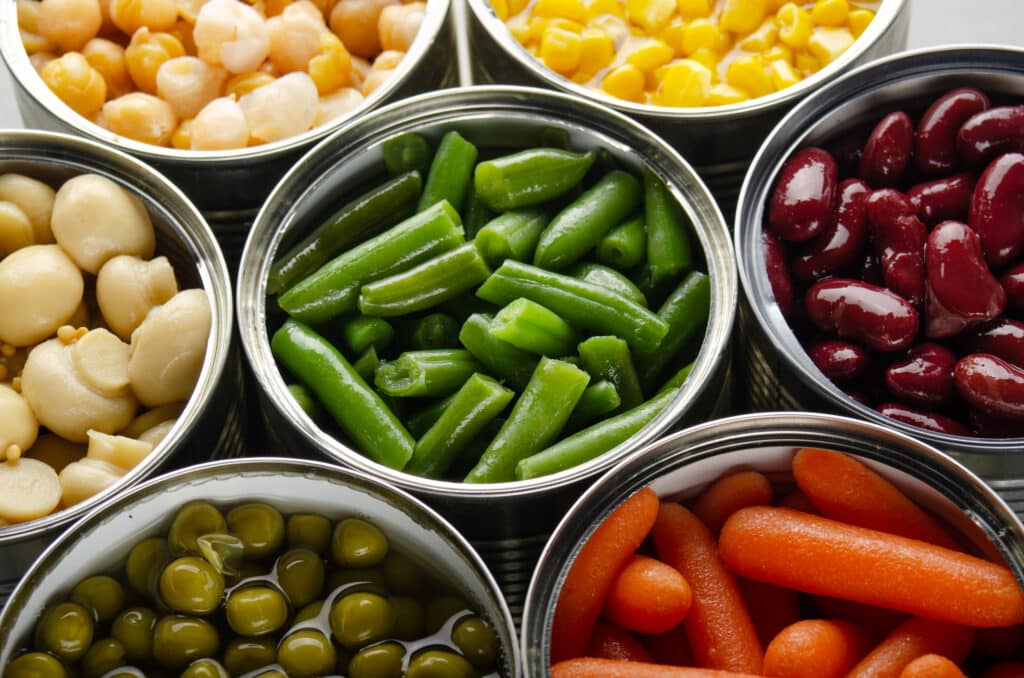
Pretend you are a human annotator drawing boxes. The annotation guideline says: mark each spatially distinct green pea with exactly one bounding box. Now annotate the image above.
[80,637,127,678]
[331,518,388,568]
[158,557,225,615]
[292,600,323,624]
[36,602,94,662]
[111,607,157,663]
[226,560,268,588]
[225,586,289,637]
[71,575,126,623]
[152,616,219,669]
[227,503,285,560]
[223,637,276,676]
[168,502,227,556]
[5,652,69,678]
[180,658,230,678]
[348,642,404,678]
[277,630,336,678]
[383,553,426,596]
[125,537,169,596]
[406,650,476,678]
[327,567,387,592]
[286,513,332,553]
[391,596,425,640]
[329,592,395,649]
[196,533,245,577]
[275,548,325,608]
[425,596,470,634]
[453,615,498,669]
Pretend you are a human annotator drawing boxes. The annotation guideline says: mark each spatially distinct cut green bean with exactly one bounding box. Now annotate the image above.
[341,316,394,355]
[474,148,595,212]
[474,207,549,267]
[267,171,422,295]
[636,271,711,388]
[464,358,590,483]
[515,387,678,480]
[577,335,644,409]
[566,380,620,431]
[406,374,515,478]
[449,418,504,478]
[278,201,464,323]
[534,169,642,270]
[489,298,576,357]
[417,131,478,213]
[406,393,455,438]
[271,320,413,470]
[410,313,460,350]
[461,185,495,240]
[659,360,695,393]
[595,214,646,271]
[382,133,432,176]
[375,349,481,398]
[645,170,694,287]
[287,383,320,419]
[476,261,669,353]
[570,262,647,307]
[352,346,380,383]
[457,313,538,391]
[358,243,491,317]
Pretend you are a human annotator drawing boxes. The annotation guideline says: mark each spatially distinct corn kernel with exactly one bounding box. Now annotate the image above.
[675,0,710,18]
[549,17,585,32]
[795,51,820,75]
[509,0,530,14]
[767,57,799,89]
[682,19,722,56]
[654,58,710,106]
[626,0,675,34]
[171,118,191,149]
[808,26,853,65]
[584,0,624,20]
[726,54,773,97]
[720,0,767,35]
[533,0,586,23]
[41,51,107,117]
[528,16,550,42]
[707,82,749,104]
[626,38,673,72]
[601,62,644,101]
[658,17,686,57]
[762,42,792,63]
[225,71,275,98]
[540,26,583,74]
[510,23,533,44]
[309,32,353,95]
[590,14,630,46]
[688,47,717,73]
[578,27,615,75]
[739,18,778,52]
[847,8,873,37]
[811,0,848,26]
[491,0,509,20]
[777,3,812,47]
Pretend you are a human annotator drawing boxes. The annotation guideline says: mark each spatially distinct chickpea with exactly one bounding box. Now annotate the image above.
[267,1,326,74]
[86,429,153,471]
[37,0,102,52]
[350,55,371,88]
[82,37,134,99]
[59,457,126,506]
[308,32,352,95]
[0,384,38,464]
[360,67,393,96]
[124,28,186,94]
[329,0,399,59]
[96,255,179,341]
[171,118,193,150]
[0,202,35,256]
[378,1,424,52]
[0,458,62,523]
[313,87,363,127]
[372,49,404,70]
[100,92,179,146]
[26,434,87,473]
[122,402,184,437]
[40,52,108,118]
[224,70,275,98]
[155,56,228,118]
[29,52,57,74]
[190,96,250,150]
[109,0,178,34]
[18,0,58,54]
[0,173,56,244]
[238,72,318,143]
[193,0,270,74]
[0,245,84,347]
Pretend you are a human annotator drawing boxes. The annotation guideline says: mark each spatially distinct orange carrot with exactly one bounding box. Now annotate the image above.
[846,616,975,678]
[652,502,763,673]
[719,506,1024,628]
[587,621,655,662]
[552,486,660,663]
[604,554,692,634]
[898,654,967,678]
[975,624,1024,659]
[811,595,909,640]
[551,657,765,678]
[777,488,817,514]
[762,619,872,678]
[982,661,1024,678]
[640,624,694,667]
[693,470,773,535]
[791,448,960,550]
[738,577,802,647]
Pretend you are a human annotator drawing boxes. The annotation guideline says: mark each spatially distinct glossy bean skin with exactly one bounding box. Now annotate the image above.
[969,152,1024,270]
[805,278,919,352]
[955,353,1024,420]
[925,220,1006,338]
[1001,261,1024,311]
[884,342,957,408]
[859,111,914,187]
[914,87,990,174]
[769,147,838,242]
[969,318,1024,368]
[907,173,975,225]
[807,339,869,382]
[957,105,1024,166]
[793,179,870,283]
[865,189,927,307]
[762,231,795,318]
[877,402,971,435]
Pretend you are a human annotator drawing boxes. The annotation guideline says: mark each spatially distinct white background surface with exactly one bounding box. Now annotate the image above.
[0,0,1021,128]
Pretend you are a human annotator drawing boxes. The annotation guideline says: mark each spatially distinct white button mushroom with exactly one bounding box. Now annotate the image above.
[26,434,87,473]
[86,429,154,470]
[0,384,38,462]
[96,255,179,341]
[0,244,84,347]
[0,173,57,244]
[0,457,62,522]
[58,457,125,507]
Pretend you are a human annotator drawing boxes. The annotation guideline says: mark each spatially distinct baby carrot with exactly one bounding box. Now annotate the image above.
[738,578,801,647]
[898,654,967,678]
[651,503,763,674]
[762,619,872,678]
[847,617,974,678]
[719,506,1024,628]
[693,470,773,536]
[792,448,960,550]
[640,624,693,667]
[551,486,659,664]
[551,658,764,678]
[603,554,692,634]
[811,595,908,640]
[982,662,1024,678]
[587,621,655,662]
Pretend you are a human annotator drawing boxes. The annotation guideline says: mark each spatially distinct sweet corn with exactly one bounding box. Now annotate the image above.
[675,0,710,18]
[508,0,530,15]
[308,31,353,95]
[491,0,509,21]
[777,3,812,47]
[681,18,723,56]
[720,0,767,35]
[123,28,185,94]
[590,14,630,46]
[654,58,710,106]
[626,38,673,72]
[509,23,533,44]
[225,71,275,98]
[726,54,773,98]
[762,42,792,63]
[658,17,686,56]
[601,62,644,101]
[808,26,853,65]
[811,0,848,26]
[527,17,550,42]
[540,26,583,74]
[171,117,191,149]
[739,18,778,52]
[626,0,675,34]
[687,46,717,73]
[795,50,820,75]
[533,0,586,23]
[549,17,585,32]
[41,51,107,116]
[847,8,874,37]
[707,82,749,105]
[577,27,615,75]
[767,57,799,89]
[584,0,624,20]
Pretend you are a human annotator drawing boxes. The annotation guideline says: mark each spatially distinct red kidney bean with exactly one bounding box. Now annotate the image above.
[769,147,838,242]
[914,87,990,174]
[808,339,870,382]
[907,172,975,225]
[969,408,1024,438]
[762,230,795,319]
[924,220,1006,338]
[877,402,971,435]
[859,111,914,188]
[955,353,1024,420]
[969,151,1024,270]
[1000,261,1024,311]
[805,278,919,352]
[792,179,870,283]
[859,250,884,287]
[957,105,1024,166]
[884,342,957,408]
[969,318,1024,368]
[865,188,927,307]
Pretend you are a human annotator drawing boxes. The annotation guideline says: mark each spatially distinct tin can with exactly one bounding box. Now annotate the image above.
[463,0,909,212]
[520,411,1024,675]
[0,457,521,676]
[237,85,737,617]
[734,45,1024,513]
[0,130,240,604]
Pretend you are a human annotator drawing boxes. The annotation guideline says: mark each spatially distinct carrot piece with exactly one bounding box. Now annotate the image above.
[719,506,1024,628]
[640,624,694,667]
[811,595,909,640]
[762,619,872,678]
[738,577,802,647]
[898,654,967,678]
[551,657,765,678]
[693,470,773,535]
[552,486,660,663]
[604,554,692,634]
[587,620,656,662]
[846,616,975,678]
[791,447,960,550]
[975,624,1024,659]
[777,488,817,514]
[982,661,1024,678]
[652,502,763,673]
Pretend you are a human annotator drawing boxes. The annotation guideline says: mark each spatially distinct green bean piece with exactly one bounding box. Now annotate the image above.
[272,319,414,469]
[267,171,422,295]
[474,207,549,266]
[382,133,432,175]
[570,262,647,307]
[461,184,495,240]
[566,379,621,431]
[352,346,380,383]
[287,383,321,419]
[458,313,538,391]
[659,360,695,392]
[375,349,481,398]
[357,243,491,317]
[644,169,694,287]
[464,357,590,483]
[278,200,464,324]
[417,130,478,212]
[534,169,642,270]
[489,298,577,357]
[438,294,499,323]
[405,393,455,438]
[474,148,595,211]
[596,214,646,270]
[406,374,514,478]
[449,417,504,478]
[516,387,678,479]
[577,335,644,409]
[636,271,711,388]
[476,261,669,353]
[341,315,394,355]
[410,313,460,350]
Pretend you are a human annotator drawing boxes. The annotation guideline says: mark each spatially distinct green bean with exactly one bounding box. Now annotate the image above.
[534,169,642,270]
[565,380,620,431]
[287,383,321,419]
[352,346,379,383]
[410,313,460,350]
[438,295,498,323]
[476,261,669,353]
[271,320,413,470]
[577,335,643,409]
[636,271,710,388]
[595,214,646,270]
[461,184,495,240]
[464,358,590,483]
[375,349,481,398]
[644,169,694,287]
[489,298,576,357]
[341,316,394,355]
[406,374,515,478]
[659,360,695,392]
[405,394,455,438]
[474,148,595,211]
[417,131,478,212]
[358,243,491,317]
[279,201,464,324]
[474,207,549,267]
[515,387,678,479]
[382,133,432,176]
[267,171,421,295]
[457,313,538,391]
[570,262,646,307]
